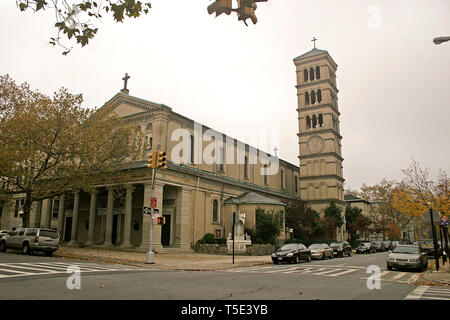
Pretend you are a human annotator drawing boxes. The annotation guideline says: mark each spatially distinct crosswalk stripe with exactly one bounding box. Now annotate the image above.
[328,269,357,277]
[0,267,29,274]
[404,286,429,300]
[422,292,450,296]
[407,274,419,283]
[313,268,342,275]
[420,296,450,300]
[36,262,113,271]
[392,272,408,280]
[0,264,60,273]
[380,271,390,277]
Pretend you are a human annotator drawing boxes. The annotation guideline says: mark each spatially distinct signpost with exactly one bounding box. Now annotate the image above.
[425,208,440,271]
[231,212,237,265]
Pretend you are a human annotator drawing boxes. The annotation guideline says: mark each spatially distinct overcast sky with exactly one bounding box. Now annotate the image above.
[1,0,449,190]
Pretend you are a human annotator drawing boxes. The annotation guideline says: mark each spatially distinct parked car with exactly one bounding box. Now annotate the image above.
[272,243,312,264]
[417,239,441,257]
[0,230,9,238]
[356,242,376,254]
[0,228,60,256]
[371,241,386,252]
[391,241,400,249]
[386,244,428,271]
[383,241,393,251]
[330,241,352,257]
[308,243,333,260]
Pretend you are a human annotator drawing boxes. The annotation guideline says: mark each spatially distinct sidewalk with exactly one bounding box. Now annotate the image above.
[54,246,273,271]
[420,258,450,286]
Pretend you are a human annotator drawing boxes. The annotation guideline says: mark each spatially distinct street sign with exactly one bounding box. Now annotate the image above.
[151,208,160,219]
[423,209,440,224]
[214,227,223,239]
[150,197,157,208]
[441,216,449,226]
[143,206,152,215]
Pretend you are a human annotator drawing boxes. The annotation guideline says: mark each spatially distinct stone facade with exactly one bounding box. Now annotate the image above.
[294,48,346,241]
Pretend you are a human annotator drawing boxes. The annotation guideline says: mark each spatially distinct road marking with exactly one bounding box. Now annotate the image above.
[404,286,429,300]
[392,272,408,280]
[0,267,29,274]
[380,271,390,277]
[328,269,358,277]
[406,274,419,283]
[313,268,342,275]
[0,264,60,273]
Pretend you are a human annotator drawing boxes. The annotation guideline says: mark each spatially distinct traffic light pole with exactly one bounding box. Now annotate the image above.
[146,167,156,264]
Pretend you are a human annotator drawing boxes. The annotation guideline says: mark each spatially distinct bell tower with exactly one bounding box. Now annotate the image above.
[293,43,345,223]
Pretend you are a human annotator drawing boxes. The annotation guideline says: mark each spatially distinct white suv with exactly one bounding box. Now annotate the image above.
[0,228,60,256]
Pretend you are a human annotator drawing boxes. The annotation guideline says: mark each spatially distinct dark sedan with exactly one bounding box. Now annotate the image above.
[330,241,352,257]
[272,243,312,264]
[356,242,376,254]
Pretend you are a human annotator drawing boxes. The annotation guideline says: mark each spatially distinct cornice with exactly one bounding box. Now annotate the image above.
[297,129,343,140]
[298,152,344,162]
[300,175,345,183]
[296,103,341,116]
[295,79,339,93]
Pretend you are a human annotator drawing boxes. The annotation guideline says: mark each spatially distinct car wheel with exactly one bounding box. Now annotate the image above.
[387,265,393,271]
[307,254,312,262]
[293,255,299,264]
[0,241,6,253]
[322,253,325,260]
[45,251,53,257]
[348,250,352,257]
[22,242,30,255]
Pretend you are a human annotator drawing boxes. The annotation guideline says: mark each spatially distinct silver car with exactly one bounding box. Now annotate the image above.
[308,243,334,260]
[386,245,428,271]
[0,228,60,256]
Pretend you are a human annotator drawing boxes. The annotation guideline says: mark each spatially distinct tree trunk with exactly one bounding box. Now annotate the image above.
[22,192,33,228]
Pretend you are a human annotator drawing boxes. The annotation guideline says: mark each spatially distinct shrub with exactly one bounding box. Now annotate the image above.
[196,233,226,245]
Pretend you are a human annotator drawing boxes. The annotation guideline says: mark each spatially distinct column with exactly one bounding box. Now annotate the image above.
[46,197,53,228]
[139,182,164,251]
[69,191,80,244]
[40,198,52,228]
[103,187,114,246]
[34,200,42,228]
[176,187,192,249]
[121,185,133,248]
[85,190,97,245]
[57,194,65,237]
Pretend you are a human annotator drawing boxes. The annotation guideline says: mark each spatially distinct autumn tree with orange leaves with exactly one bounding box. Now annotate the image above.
[392,160,449,220]
[0,74,144,227]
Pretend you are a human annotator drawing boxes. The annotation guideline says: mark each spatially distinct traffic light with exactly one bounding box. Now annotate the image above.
[157,216,166,225]
[157,151,167,170]
[236,0,258,26]
[147,152,157,169]
[207,0,232,17]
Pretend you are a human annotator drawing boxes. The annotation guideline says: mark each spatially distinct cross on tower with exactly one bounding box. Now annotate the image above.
[273,146,279,157]
[311,37,318,49]
[121,73,130,93]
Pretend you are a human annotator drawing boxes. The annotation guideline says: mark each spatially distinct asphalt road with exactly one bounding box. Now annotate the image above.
[0,250,434,300]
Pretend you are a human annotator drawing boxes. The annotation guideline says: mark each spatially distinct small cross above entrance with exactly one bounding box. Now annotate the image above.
[121,73,130,94]
[311,37,318,49]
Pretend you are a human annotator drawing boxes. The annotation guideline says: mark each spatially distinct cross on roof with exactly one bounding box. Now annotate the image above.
[121,73,130,93]
[311,37,318,48]
[273,146,279,157]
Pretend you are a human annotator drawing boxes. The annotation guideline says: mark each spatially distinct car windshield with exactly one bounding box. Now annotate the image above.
[308,244,324,249]
[362,243,371,247]
[330,243,342,247]
[280,244,298,251]
[392,246,420,254]
[383,241,390,245]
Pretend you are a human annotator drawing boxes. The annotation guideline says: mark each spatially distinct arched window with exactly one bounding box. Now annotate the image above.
[318,114,323,127]
[306,116,311,129]
[312,115,317,128]
[146,123,153,150]
[317,89,322,103]
[305,92,310,105]
[212,199,218,223]
[309,67,315,81]
[311,90,316,104]
[316,66,321,79]
[244,156,248,179]
[304,69,308,82]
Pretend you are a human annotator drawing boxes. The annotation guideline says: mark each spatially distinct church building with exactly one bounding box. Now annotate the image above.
[0,44,346,249]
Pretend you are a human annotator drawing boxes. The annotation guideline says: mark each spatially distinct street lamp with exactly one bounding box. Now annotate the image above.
[433,36,450,45]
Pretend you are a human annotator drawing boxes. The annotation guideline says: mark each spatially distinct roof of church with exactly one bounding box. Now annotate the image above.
[294,47,328,60]
[224,192,286,206]
[344,194,370,204]
[293,47,338,67]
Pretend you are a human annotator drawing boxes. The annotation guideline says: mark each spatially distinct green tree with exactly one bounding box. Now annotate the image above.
[0,74,144,227]
[285,201,320,239]
[322,202,343,242]
[253,209,281,244]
